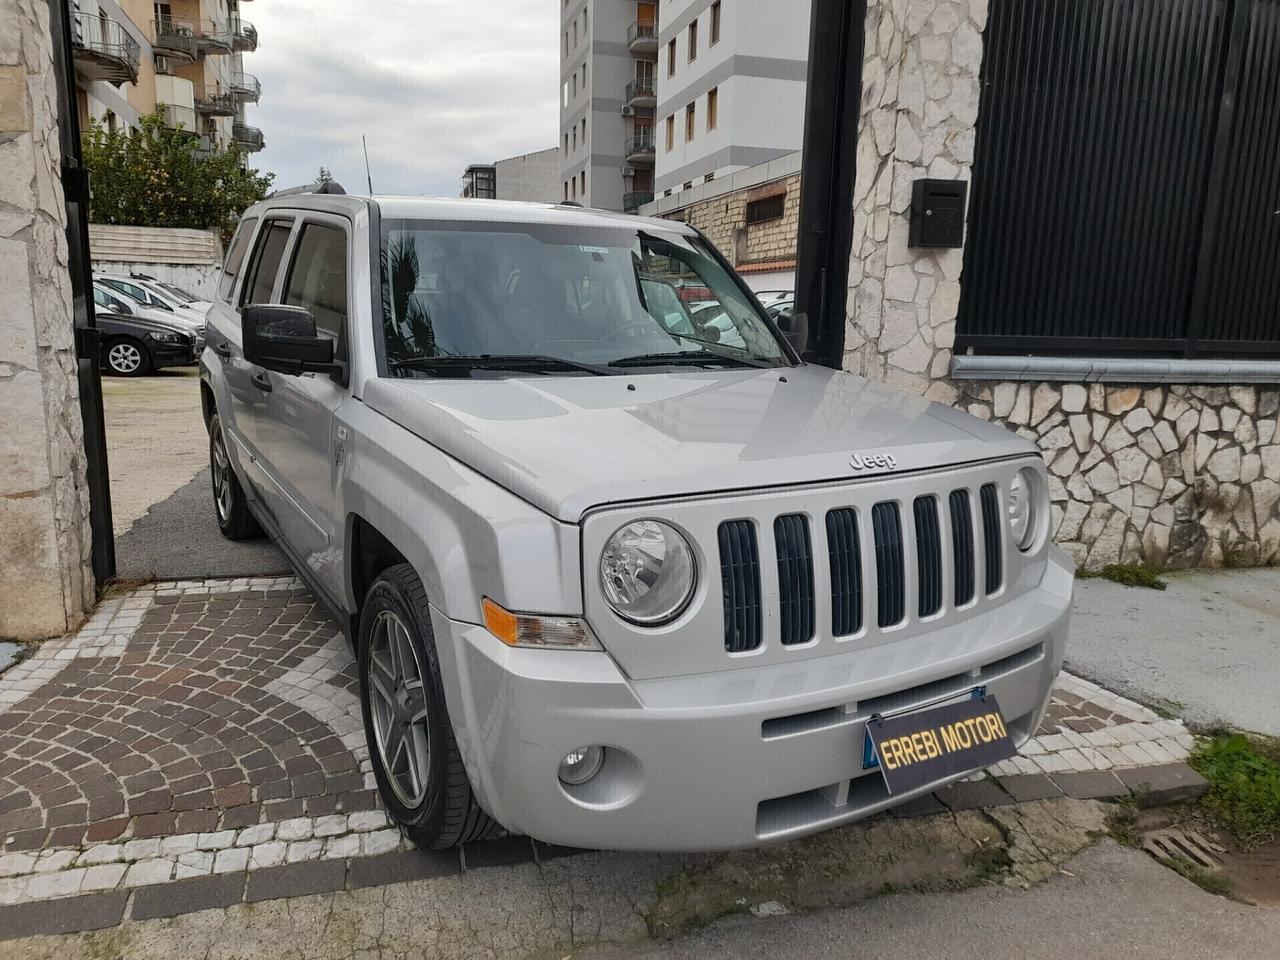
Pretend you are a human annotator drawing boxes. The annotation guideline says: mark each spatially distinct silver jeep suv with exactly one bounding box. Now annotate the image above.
[200,191,1072,852]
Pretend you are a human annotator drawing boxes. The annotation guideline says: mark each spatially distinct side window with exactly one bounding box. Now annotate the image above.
[218,216,258,301]
[283,223,348,345]
[240,220,292,307]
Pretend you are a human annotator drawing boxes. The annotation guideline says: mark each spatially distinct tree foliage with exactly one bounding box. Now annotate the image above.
[82,110,273,242]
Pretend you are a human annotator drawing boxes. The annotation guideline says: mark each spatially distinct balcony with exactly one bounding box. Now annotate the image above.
[70,12,140,84]
[232,122,265,152]
[623,191,654,213]
[160,102,197,132]
[195,19,233,54]
[152,18,197,61]
[231,19,258,52]
[624,131,655,164]
[626,19,657,54]
[193,83,237,117]
[231,72,261,103]
[624,76,656,109]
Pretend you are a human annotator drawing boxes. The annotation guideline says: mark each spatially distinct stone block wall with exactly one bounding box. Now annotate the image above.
[669,172,801,272]
[0,0,96,638]
[842,0,1279,569]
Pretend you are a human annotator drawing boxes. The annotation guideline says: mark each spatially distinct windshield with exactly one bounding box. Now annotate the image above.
[378,219,790,376]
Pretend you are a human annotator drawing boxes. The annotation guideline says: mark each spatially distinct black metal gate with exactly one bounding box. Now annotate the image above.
[957,0,1280,359]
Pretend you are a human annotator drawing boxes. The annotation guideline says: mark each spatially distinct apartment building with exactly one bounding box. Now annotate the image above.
[558,0,658,212]
[654,0,810,200]
[460,148,560,202]
[69,0,264,156]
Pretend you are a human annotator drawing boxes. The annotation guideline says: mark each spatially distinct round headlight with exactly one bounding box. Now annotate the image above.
[1007,467,1039,550]
[599,520,696,625]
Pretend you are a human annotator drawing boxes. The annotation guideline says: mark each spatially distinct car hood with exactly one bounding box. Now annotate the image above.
[362,365,1036,521]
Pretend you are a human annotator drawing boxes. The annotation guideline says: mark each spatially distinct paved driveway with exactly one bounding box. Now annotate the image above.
[1069,569,1280,735]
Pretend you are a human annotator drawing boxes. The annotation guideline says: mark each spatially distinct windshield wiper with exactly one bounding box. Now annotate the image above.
[390,354,611,377]
[608,350,771,369]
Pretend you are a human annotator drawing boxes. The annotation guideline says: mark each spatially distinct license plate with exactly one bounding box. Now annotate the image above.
[863,692,1016,795]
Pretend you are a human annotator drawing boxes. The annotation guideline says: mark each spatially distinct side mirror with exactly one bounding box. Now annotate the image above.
[242,304,342,379]
[777,309,809,355]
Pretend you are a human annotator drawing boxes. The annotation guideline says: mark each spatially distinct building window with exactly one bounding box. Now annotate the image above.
[667,39,676,76]
[571,178,577,200]
[746,193,787,225]
[562,82,569,107]
[688,20,698,61]
[563,132,569,154]
[572,126,577,151]
[711,1,721,44]
[573,20,578,46]
[707,87,718,130]
[705,171,715,182]
[582,63,588,86]
[564,181,569,201]
[685,102,695,142]
[580,171,586,195]
[564,31,568,56]
[581,118,587,143]
[665,114,675,151]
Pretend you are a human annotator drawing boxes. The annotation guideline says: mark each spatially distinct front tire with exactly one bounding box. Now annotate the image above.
[105,337,151,376]
[358,563,496,849]
[209,413,262,540]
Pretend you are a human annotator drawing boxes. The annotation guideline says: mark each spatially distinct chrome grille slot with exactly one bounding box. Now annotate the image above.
[871,502,905,627]
[774,514,815,646]
[826,508,862,637]
[949,489,976,606]
[913,496,942,617]
[980,483,1003,595]
[718,520,762,653]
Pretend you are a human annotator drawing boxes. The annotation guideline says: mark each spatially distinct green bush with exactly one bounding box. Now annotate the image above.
[1189,734,1280,846]
[82,110,272,243]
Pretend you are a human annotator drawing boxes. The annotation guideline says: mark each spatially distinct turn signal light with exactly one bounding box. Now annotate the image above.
[481,598,601,650]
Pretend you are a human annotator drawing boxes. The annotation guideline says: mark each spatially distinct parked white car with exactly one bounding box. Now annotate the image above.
[93,278,205,351]
[200,192,1071,853]
[95,273,210,326]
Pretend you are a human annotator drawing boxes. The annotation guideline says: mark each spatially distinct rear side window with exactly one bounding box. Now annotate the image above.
[283,223,348,344]
[218,217,258,302]
[241,221,292,307]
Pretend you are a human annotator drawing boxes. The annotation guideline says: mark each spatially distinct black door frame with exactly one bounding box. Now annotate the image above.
[48,0,116,586]
[793,0,868,369]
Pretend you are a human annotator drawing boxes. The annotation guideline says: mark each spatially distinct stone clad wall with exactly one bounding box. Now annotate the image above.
[957,382,1280,568]
[843,0,1280,569]
[0,0,95,637]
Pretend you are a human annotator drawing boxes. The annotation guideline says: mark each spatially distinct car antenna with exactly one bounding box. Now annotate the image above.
[362,134,374,194]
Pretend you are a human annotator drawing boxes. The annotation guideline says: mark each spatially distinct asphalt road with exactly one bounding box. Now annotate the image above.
[590,842,1280,960]
[113,466,287,581]
[1068,570,1280,735]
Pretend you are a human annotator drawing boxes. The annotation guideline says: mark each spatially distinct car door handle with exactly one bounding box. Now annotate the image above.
[251,371,272,392]
[213,340,232,358]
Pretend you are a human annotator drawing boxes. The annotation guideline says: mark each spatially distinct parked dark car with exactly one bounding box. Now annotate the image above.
[93,308,197,376]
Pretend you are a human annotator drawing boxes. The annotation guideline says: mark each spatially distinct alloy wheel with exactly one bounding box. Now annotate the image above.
[210,422,234,523]
[108,341,142,374]
[368,610,432,807]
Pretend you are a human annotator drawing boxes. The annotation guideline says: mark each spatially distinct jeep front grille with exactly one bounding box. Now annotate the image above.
[718,486,1005,654]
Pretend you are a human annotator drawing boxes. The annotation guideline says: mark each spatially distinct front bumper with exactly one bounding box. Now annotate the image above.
[150,341,197,368]
[434,547,1073,852]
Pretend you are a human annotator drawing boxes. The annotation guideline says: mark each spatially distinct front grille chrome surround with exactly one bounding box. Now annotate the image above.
[581,457,1044,681]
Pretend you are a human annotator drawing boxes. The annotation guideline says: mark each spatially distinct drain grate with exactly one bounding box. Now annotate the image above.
[1142,828,1226,872]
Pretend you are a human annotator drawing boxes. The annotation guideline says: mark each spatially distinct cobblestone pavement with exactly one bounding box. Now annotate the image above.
[0,578,1199,916]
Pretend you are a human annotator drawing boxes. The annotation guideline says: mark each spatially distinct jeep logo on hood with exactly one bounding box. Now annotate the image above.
[850,453,898,471]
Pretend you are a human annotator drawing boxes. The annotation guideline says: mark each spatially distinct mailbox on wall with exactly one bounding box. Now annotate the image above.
[909,179,968,248]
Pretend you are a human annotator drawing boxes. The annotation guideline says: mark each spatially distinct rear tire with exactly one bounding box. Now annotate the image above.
[105,337,151,376]
[209,413,262,540]
[358,562,497,849]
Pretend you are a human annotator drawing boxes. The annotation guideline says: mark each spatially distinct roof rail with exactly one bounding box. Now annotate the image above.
[266,180,347,199]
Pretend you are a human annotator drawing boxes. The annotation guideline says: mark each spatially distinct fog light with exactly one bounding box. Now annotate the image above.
[558,745,605,786]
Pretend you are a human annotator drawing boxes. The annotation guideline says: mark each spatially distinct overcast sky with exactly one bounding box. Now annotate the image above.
[245,0,558,196]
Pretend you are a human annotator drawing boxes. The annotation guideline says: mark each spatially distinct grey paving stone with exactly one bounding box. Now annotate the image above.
[997,774,1065,803]
[0,892,127,941]
[244,860,347,904]
[461,836,535,870]
[130,872,246,921]
[888,793,948,819]
[347,850,460,890]
[1115,763,1209,807]
[1049,770,1128,800]
[935,779,1015,811]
